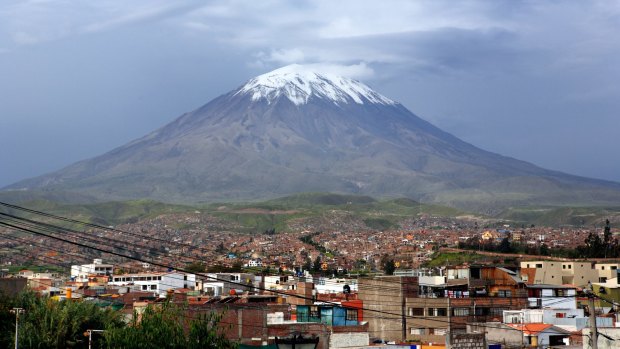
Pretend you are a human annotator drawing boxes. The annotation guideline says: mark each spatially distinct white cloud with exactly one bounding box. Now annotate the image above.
[304,62,375,79]
[266,48,306,64]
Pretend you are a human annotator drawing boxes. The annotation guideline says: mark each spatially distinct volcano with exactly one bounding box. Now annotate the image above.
[6,64,620,210]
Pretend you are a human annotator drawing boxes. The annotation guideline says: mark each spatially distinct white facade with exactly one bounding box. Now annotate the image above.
[247,259,263,267]
[504,309,589,331]
[527,286,577,309]
[108,272,196,298]
[71,259,114,282]
[313,277,358,294]
[206,273,256,294]
[263,275,293,291]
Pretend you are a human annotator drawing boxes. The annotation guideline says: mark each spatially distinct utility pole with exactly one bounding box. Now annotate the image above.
[586,282,599,349]
[84,329,105,349]
[10,308,24,349]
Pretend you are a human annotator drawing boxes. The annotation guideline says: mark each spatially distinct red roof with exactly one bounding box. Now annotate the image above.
[507,323,553,335]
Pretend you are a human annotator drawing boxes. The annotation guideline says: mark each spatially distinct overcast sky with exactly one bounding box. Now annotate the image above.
[1,0,619,187]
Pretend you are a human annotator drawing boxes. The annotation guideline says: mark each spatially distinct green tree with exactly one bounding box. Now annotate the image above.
[382,258,396,275]
[539,243,550,256]
[6,291,124,349]
[0,290,18,348]
[303,257,312,272]
[498,237,513,253]
[103,301,236,349]
[185,262,206,273]
[312,256,322,272]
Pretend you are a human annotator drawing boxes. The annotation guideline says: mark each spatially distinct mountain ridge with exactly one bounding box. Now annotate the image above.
[5,65,620,211]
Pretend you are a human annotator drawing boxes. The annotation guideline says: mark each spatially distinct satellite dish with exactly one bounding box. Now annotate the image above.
[343,284,351,294]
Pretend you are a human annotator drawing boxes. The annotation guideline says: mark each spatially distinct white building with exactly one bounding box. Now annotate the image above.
[71,259,114,282]
[526,284,577,309]
[108,272,196,298]
[247,259,263,268]
[312,277,358,294]
[503,308,591,331]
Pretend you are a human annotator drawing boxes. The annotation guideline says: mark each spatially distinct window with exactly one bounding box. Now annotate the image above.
[142,285,147,290]
[602,266,606,270]
[151,285,157,290]
[612,266,618,270]
[562,265,566,269]
[599,277,607,283]
[536,264,543,268]
[410,328,426,335]
[409,308,424,316]
[453,308,470,316]
[475,307,490,316]
[489,308,507,316]
[430,308,447,316]
[498,290,512,298]
[346,309,357,321]
[184,275,188,280]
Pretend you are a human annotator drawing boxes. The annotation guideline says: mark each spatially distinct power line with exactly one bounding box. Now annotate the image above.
[0,204,603,337]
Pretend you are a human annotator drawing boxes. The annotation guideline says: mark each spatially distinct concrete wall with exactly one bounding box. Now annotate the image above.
[468,322,523,348]
[569,262,598,287]
[450,333,485,349]
[358,276,417,342]
[330,332,369,348]
[521,261,562,285]
[594,264,620,281]
[583,328,620,349]
[0,277,27,296]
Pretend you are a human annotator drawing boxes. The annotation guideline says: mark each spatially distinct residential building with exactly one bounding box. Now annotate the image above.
[408,266,528,343]
[525,284,577,309]
[357,276,418,343]
[594,263,620,283]
[108,271,196,297]
[206,272,256,295]
[70,259,114,282]
[468,322,571,348]
[503,308,590,331]
[520,260,599,287]
[591,271,620,310]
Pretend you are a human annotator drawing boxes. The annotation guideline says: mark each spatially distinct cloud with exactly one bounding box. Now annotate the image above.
[0,1,201,46]
[265,48,306,64]
[80,2,196,34]
[303,62,375,79]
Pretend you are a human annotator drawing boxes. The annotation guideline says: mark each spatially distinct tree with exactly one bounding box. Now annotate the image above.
[498,237,513,253]
[383,259,396,275]
[380,254,396,275]
[312,256,322,273]
[3,291,124,349]
[303,257,312,273]
[185,262,206,273]
[539,243,550,256]
[103,301,236,349]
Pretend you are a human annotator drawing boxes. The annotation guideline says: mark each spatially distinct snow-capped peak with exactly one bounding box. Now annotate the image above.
[235,64,396,106]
